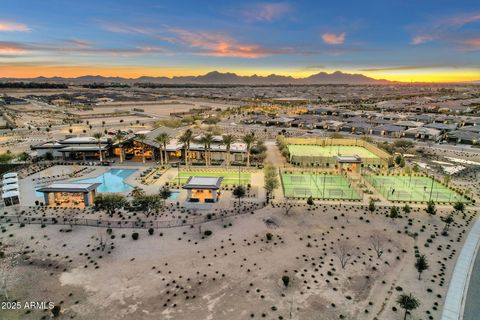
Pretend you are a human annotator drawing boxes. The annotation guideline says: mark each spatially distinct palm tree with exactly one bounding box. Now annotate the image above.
[242,132,255,167]
[179,129,193,167]
[136,134,147,163]
[155,133,170,165]
[93,132,104,162]
[203,133,214,166]
[114,132,125,163]
[396,293,420,320]
[415,254,429,280]
[222,134,234,167]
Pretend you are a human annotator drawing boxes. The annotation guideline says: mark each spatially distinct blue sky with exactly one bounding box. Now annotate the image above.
[0,0,479,81]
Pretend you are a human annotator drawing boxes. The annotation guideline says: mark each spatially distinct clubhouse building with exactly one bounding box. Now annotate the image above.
[31,128,247,165]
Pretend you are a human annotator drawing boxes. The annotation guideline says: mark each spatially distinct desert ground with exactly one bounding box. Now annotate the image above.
[1,200,475,320]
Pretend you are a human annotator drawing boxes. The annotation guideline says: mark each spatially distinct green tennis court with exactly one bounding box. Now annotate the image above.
[288,145,379,159]
[281,173,362,200]
[174,171,251,185]
[364,175,467,203]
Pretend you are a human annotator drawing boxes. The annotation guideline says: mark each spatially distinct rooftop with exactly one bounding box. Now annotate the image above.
[182,176,223,190]
[37,182,101,193]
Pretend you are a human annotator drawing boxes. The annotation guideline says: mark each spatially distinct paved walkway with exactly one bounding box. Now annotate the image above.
[442,216,480,320]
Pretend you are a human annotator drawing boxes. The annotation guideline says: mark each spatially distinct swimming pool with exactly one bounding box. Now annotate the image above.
[75,169,137,193]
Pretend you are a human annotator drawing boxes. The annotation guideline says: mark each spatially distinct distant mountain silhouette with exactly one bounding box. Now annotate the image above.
[0,70,392,85]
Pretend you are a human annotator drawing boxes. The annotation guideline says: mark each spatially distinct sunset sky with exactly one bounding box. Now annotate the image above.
[1,0,479,82]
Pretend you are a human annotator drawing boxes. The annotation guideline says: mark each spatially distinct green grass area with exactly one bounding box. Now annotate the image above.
[364,175,467,203]
[174,171,251,185]
[288,144,379,159]
[281,173,362,200]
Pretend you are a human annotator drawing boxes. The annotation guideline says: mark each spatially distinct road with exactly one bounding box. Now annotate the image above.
[463,246,480,320]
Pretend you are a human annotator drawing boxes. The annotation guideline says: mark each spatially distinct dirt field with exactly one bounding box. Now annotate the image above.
[1,203,475,320]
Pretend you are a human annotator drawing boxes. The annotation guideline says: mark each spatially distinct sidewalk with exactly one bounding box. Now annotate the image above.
[442,216,480,320]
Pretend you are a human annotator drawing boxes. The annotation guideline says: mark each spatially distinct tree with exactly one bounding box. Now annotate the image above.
[179,129,193,167]
[453,201,465,213]
[17,152,31,163]
[370,233,386,259]
[281,275,290,287]
[242,132,256,167]
[155,133,170,165]
[368,198,376,213]
[443,175,451,186]
[395,154,403,166]
[394,140,414,155]
[204,133,214,166]
[93,132,104,162]
[159,187,172,207]
[222,134,235,167]
[200,133,214,166]
[415,254,429,280]
[233,185,246,210]
[131,194,162,218]
[307,196,314,206]
[282,198,294,216]
[94,194,127,214]
[402,204,411,214]
[336,241,353,269]
[136,134,147,163]
[442,213,454,235]
[396,293,420,320]
[114,132,125,163]
[263,162,279,203]
[130,186,145,198]
[425,200,436,216]
[390,206,399,220]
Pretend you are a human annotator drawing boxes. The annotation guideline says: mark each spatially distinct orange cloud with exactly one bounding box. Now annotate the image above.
[0,42,26,54]
[459,38,480,51]
[322,32,346,45]
[0,21,30,32]
[168,28,279,58]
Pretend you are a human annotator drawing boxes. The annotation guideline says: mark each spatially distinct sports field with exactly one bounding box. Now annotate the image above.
[174,171,251,185]
[364,175,467,203]
[288,145,379,159]
[281,173,362,200]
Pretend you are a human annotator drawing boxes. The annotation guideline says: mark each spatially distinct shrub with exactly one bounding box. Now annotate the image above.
[132,232,139,240]
[51,305,61,317]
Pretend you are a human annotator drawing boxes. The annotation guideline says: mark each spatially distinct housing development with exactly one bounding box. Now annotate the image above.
[1,1,480,320]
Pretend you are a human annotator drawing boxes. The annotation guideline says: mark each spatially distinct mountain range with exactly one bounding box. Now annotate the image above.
[0,71,393,85]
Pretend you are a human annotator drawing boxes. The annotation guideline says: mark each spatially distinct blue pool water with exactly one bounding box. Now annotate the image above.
[75,169,137,193]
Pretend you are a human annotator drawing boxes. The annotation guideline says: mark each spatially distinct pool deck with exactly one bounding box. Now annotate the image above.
[18,165,151,206]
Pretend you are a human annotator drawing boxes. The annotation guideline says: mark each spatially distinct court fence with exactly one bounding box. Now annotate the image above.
[363,174,469,203]
[280,170,363,201]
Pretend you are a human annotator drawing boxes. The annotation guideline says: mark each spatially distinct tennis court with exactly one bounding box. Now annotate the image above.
[288,145,380,159]
[364,175,468,203]
[281,173,362,200]
[174,171,251,185]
